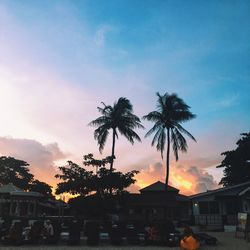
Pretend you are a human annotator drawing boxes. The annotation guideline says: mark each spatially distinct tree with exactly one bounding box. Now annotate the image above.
[0,156,34,190]
[83,153,113,174]
[95,167,138,196]
[143,92,196,187]
[55,155,139,196]
[29,180,53,197]
[89,97,144,170]
[55,161,94,196]
[83,153,138,195]
[217,132,250,186]
[0,156,53,196]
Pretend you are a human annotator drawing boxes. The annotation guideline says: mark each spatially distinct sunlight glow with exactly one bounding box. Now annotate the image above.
[171,174,193,190]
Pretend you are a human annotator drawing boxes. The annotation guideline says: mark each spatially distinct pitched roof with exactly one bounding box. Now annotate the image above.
[0,183,22,193]
[139,181,179,193]
[189,181,250,199]
[0,183,43,197]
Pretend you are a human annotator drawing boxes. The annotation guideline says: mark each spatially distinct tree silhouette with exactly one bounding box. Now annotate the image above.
[217,132,250,186]
[29,180,53,197]
[0,156,53,196]
[83,153,113,174]
[0,156,33,190]
[89,97,144,170]
[143,92,196,187]
[55,157,139,196]
[55,161,94,196]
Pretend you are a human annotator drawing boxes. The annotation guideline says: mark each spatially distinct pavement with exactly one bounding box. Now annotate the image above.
[0,232,250,250]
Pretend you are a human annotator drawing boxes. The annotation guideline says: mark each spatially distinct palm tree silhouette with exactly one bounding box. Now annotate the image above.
[89,97,144,170]
[143,92,196,187]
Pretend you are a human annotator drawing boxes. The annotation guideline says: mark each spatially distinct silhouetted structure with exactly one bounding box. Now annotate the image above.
[190,181,250,229]
[123,181,189,223]
[0,183,69,219]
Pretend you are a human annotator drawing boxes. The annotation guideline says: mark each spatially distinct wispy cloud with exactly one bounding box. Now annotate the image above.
[94,24,116,47]
[217,94,239,108]
[0,0,248,195]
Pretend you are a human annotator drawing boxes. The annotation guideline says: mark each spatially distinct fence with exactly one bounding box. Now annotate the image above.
[195,214,237,226]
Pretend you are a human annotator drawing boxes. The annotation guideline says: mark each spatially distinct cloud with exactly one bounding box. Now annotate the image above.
[217,94,239,108]
[94,24,116,47]
[0,136,67,185]
[171,165,219,195]
[129,161,218,195]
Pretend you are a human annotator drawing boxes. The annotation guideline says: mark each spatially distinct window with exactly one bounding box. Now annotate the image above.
[209,202,219,214]
[226,201,240,214]
[199,202,209,214]
[199,201,219,214]
[129,209,134,214]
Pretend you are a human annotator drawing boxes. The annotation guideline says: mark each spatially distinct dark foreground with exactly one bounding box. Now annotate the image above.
[0,233,250,250]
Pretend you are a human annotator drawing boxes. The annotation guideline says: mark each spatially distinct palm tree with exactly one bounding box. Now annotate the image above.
[89,97,144,170]
[143,92,196,187]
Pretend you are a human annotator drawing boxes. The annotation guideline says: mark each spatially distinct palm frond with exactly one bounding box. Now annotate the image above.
[151,127,164,147]
[173,128,188,152]
[174,123,196,142]
[171,129,179,161]
[142,111,162,122]
[157,129,166,158]
[145,121,162,138]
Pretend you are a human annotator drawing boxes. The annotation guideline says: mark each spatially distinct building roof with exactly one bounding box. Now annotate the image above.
[176,194,189,201]
[189,181,250,199]
[0,183,43,197]
[0,183,22,193]
[140,181,179,193]
[11,191,43,197]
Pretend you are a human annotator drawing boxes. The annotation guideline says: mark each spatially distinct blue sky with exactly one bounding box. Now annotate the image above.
[0,0,249,194]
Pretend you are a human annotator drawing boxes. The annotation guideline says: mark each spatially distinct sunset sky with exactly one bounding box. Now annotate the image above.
[0,0,249,196]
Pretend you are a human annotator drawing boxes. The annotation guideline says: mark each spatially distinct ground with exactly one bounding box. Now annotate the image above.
[0,232,250,250]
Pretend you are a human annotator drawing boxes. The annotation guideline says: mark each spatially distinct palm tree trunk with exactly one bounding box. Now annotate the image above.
[165,128,170,190]
[110,128,116,171]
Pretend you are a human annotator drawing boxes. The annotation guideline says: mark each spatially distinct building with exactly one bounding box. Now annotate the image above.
[189,181,250,228]
[120,181,189,223]
[0,183,68,219]
[0,183,42,217]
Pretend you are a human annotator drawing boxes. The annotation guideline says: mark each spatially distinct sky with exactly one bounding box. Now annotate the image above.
[0,0,249,196]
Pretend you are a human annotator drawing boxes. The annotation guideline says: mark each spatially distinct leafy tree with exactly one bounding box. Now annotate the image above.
[55,155,139,196]
[95,167,138,196]
[89,97,144,170]
[83,153,138,195]
[0,156,53,196]
[29,180,53,197]
[83,153,113,173]
[143,92,196,187]
[0,156,34,190]
[55,161,94,196]
[217,132,250,186]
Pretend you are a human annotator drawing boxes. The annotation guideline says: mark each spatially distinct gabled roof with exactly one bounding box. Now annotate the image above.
[0,183,22,193]
[139,181,179,193]
[0,183,43,197]
[176,194,189,201]
[189,181,250,199]
[11,191,43,197]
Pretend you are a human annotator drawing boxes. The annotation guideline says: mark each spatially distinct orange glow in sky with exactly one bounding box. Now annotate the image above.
[170,173,193,190]
[1,0,249,200]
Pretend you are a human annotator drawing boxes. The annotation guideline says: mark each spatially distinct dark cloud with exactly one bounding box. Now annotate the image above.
[0,136,67,185]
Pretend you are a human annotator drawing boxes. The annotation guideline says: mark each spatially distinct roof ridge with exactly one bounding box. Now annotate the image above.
[190,180,250,198]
